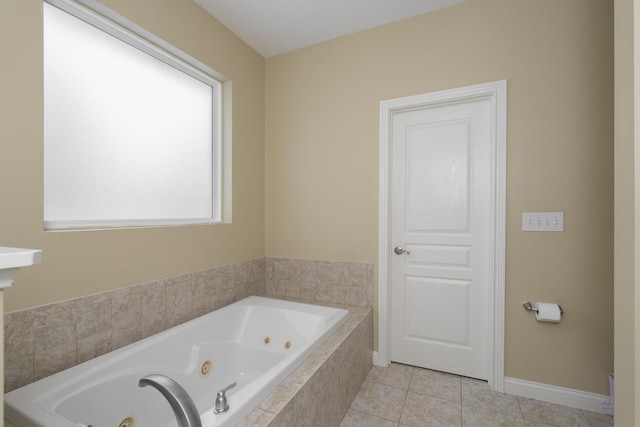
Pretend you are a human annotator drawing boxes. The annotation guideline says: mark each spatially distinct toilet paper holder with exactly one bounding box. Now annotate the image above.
[523,301,563,315]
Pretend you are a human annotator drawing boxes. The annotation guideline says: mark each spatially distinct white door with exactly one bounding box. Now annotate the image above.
[389,97,492,380]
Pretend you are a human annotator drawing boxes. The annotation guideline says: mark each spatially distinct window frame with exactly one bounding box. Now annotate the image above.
[43,0,225,231]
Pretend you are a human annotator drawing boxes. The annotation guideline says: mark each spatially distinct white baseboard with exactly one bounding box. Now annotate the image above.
[504,377,611,414]
[372,351,386,367]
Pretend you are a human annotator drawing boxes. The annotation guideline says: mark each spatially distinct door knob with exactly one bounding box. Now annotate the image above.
[394,246,410,255]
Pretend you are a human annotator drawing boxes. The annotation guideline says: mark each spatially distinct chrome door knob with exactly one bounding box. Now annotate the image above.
[394,246,410,255]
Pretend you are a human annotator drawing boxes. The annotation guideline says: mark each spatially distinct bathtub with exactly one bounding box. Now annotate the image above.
[5,296,349,427]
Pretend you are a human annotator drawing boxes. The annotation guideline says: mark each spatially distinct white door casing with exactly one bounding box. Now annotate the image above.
[378,81,506,391]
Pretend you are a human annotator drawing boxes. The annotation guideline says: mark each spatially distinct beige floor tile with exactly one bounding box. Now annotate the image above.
[518,397,590,427]
[582,410,614,427]
[409,368,461,402]
[523,422,558,427]
[399,392,462,427]
[340,409,399,427]
[462,406,525,426]
[461,377,522,418]
[350,381,407,422]
[344,366,613,427]
[366,363,415,390]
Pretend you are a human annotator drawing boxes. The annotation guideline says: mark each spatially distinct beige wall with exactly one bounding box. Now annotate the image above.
[614,0,640,423]
[0,0,265,311]
[265,0,614,395]
[0,0,616,401]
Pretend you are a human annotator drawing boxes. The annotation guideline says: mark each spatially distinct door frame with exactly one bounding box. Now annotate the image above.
[377,80,507,391]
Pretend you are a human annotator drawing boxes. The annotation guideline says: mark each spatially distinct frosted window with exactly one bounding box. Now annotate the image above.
[43,1,221,229]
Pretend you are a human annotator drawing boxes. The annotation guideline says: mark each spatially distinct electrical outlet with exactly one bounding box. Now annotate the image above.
[522,212,564,232]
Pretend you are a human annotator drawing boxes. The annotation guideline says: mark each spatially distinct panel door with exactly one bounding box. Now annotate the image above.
[390,98,492,379]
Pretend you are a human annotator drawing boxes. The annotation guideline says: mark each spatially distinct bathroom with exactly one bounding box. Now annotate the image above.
[1,0,632,424]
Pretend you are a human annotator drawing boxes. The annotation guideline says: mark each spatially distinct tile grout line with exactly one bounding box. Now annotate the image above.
[515,394,526,425]
[397,367,415,426]
[459,376,463,426]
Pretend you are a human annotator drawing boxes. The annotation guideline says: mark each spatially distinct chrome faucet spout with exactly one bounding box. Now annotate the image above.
[139,374,202,427]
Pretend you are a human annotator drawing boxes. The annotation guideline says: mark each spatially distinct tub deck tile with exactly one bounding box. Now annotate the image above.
[287,353,322,386]
[238,407,272,427]
[258,376,302,413]
[241,299,373,427]
[262,405,293,427]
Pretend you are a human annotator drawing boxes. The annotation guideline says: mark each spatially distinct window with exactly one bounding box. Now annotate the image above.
[43,0,223,230]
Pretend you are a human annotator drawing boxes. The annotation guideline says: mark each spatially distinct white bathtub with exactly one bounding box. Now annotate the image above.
[5,296,349,427]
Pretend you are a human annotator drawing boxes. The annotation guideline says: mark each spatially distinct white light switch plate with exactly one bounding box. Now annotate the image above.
[522,212,564,232]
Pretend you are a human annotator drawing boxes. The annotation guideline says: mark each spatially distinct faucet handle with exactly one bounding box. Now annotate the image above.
[219,382,236,395]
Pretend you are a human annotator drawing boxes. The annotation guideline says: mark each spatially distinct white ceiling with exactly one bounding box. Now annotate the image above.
[193,0,466,58]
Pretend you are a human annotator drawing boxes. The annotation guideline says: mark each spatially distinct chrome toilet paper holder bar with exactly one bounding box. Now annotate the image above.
[523,301,564,315]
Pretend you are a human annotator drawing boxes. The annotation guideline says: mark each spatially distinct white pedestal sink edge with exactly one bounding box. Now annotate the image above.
[0,247,43,289]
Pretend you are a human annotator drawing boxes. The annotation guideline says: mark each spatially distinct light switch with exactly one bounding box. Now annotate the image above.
[522,212,564,232]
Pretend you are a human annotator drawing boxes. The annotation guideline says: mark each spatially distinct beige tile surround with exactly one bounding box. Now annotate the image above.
[265,258,374,307]
[4,257,373,395]
[4,302,372,427]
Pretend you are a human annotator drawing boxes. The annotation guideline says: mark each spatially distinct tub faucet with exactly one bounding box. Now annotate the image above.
[214,382,237,414]
[139,374,202,427]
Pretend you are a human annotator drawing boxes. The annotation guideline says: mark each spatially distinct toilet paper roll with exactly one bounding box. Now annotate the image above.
[535,302,562,322]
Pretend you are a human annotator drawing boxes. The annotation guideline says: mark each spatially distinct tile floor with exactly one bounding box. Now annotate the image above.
[340,363,614,427]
